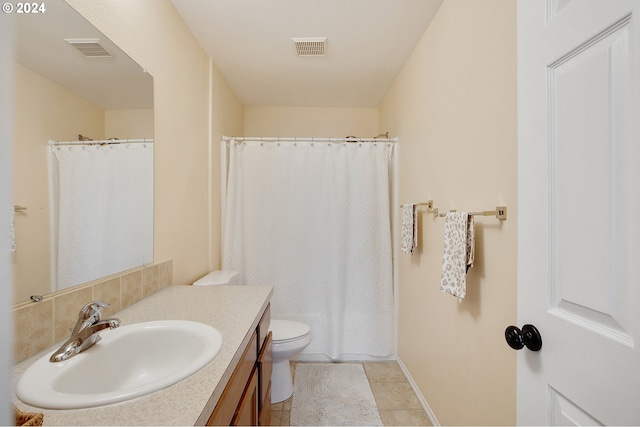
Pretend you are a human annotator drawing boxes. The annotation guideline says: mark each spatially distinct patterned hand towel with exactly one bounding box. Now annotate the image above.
[401,204,418,254]
[440,212,475,301]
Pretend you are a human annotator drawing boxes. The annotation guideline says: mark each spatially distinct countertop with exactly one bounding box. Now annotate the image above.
[12,284,273,426]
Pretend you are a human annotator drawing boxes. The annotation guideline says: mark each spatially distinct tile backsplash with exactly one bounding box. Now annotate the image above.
[12,260,172,364]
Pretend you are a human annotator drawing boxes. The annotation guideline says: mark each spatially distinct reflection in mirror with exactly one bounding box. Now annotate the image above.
[11,0,154,304]
[48,138,154,292]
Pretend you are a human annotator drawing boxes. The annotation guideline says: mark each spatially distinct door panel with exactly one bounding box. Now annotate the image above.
[549,15,634,342]
[517,1,640,425]
[551,389,603,426]
[548,0,577,23]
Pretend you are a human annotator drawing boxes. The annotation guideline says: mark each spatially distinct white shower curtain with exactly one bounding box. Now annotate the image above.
[222,140,394,359]
[50,142,153,291]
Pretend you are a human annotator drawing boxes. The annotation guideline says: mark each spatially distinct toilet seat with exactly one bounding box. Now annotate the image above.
[269,319,311,344]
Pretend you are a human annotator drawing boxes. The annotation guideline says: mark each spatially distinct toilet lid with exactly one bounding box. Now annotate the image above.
[269,319,310,342]
[192,270,239,286]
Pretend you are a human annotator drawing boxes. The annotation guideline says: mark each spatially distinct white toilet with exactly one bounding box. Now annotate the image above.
[193,270,312,403]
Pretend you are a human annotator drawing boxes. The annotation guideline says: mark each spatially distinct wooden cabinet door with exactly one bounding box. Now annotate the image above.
[232,368,259,426]
[258,331,272,425]
[207,331,258,426]
[258,382,271,427]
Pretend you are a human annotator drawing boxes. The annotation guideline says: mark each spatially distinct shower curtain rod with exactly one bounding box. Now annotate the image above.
[48,138,154,146]
[222,135,398,143]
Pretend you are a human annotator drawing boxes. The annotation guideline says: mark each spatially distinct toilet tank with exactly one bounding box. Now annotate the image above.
[193,270,240,286]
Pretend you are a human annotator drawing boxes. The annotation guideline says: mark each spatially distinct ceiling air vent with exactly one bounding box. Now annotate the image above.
[65,38,112,58]
[292,37,327,56]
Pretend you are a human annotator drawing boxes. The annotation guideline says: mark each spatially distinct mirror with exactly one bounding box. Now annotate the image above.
[11,0,154,304]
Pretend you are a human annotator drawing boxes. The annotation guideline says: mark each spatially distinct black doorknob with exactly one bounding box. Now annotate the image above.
[505,324,542,351]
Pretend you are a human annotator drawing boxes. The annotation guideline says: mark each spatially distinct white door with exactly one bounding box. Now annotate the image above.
[517,0,640,425]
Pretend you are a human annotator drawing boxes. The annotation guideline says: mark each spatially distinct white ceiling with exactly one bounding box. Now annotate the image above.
[171,0,444,108]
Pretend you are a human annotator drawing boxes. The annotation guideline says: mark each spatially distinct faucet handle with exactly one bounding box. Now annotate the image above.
[80,301,110,321]
[80,301,109,314]
[71,301,110,334]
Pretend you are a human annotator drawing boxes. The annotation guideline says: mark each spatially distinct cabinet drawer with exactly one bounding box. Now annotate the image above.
[257,303,270,354]
[207,331,258,426]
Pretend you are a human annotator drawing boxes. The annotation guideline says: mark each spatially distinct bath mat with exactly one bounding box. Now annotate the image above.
[290,363,383,426]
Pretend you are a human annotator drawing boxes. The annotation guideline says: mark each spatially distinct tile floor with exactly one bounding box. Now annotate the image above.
[270,361,431,426]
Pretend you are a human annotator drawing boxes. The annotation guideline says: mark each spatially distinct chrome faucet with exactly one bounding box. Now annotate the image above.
[50,301,120,362]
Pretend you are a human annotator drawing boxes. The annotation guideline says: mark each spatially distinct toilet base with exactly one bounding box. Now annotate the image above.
[270,359,294,403]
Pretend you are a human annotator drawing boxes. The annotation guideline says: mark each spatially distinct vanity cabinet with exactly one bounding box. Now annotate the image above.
[257,332,272,426]
[207,303,272,426]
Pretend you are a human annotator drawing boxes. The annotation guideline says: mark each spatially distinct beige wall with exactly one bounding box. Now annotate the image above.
[105,109,154,139]
[65,0,243,285]
[379,0,517,424]
[210,61,244,270]
[12,63,105,303]
[244,106,379,137]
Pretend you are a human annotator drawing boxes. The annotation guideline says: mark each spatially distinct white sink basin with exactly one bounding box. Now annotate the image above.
[16,320,223,409]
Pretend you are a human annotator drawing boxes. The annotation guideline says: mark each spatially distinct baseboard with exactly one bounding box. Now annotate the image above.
[396,356,440,427]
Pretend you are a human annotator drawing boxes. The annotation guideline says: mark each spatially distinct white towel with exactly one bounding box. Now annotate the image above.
[401,203,418,254]
[9,207,15,253]
[440,212,475,301]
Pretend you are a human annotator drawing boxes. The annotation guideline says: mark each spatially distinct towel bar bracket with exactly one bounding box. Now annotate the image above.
[399,200,433,211]
[496,206,507,220]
